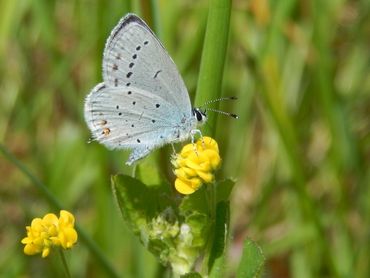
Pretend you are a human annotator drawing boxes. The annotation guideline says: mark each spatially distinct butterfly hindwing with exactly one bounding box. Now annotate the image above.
[84,83,183,149]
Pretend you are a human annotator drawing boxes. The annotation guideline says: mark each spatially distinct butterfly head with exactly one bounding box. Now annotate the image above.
[192,108,207,126]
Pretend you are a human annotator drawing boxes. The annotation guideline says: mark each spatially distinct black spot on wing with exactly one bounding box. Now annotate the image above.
[96,84,106,91]
[153,70,162,79]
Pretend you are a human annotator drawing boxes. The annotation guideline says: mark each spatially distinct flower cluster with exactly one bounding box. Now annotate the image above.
[172,136,221,194]
[21,210,78,258]
[145,211,207,276]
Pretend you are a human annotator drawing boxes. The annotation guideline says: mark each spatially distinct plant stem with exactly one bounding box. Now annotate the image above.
[194,0,232,137]
[0,143,63,210]
[201,182,217,276]
[0,143,121,278]
[195,0,232,275]
[59,249,71,278]
[149,0,161,38]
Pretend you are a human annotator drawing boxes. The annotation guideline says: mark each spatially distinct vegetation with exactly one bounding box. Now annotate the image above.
[1,0,369,277]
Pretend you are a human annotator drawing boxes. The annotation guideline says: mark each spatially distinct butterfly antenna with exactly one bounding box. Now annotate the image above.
[200,96,237,108]
[204,107,239,119]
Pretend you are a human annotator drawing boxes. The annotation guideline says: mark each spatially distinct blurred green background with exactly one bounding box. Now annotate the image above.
[1,0,370,277]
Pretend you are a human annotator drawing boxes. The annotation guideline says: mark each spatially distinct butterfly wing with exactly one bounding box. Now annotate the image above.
[102,14,192,117]
[84,83,195,165]
[84,14,195,165]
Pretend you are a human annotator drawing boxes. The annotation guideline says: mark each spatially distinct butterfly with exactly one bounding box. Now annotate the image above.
[84,14,236,165]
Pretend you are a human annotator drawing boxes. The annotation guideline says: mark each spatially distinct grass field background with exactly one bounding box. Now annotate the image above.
[1,0,370,277]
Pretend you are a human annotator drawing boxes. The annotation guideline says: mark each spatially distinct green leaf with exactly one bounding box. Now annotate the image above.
[111,174,174,234]
[208,201,230,276]
[185,212,210,248]
[177,179,234,217]
[135,150,163,186]
[236,238,265,278]
[216,179,236,203]
[112,174,211,276]
[179,186,209,217]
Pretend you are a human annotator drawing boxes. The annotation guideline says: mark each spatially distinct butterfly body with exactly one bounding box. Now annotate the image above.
[84,14,205,165]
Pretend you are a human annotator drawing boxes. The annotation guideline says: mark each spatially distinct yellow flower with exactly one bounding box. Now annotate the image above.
[57,210,78,249]
[21,210,78,258]
[172,136,221,194]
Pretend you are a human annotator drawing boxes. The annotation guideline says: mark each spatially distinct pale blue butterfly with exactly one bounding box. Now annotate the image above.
[84,14,236,165]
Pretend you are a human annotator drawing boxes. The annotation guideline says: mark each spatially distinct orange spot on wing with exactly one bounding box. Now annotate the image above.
[102,128,110,136]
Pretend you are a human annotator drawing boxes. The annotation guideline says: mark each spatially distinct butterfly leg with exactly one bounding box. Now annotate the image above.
[190,129,203,141]
[191,129,205,146]
[190,129,204,155]
[170,143,178,160]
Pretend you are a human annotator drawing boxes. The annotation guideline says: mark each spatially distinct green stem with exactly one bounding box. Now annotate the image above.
[139,0,161,38]
[0,143,63,210]
[208,182,217,220]
[201,182,217,276]
[0,143,121,278]
[59,249,71,278]
[149,0,161,38]
[194,0,232,137]
[195,1,232,275]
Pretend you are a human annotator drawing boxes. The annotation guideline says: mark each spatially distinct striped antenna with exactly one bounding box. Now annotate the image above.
[200,96,237,108]
[204,107,239,119]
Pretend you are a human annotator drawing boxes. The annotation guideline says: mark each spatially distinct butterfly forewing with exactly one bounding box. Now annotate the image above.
[102,14,191,116]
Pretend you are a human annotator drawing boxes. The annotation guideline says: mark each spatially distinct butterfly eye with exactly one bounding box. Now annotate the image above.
[193,109,203,122]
